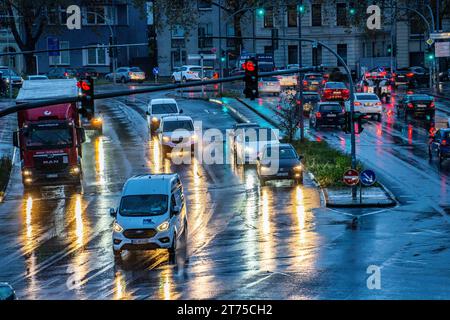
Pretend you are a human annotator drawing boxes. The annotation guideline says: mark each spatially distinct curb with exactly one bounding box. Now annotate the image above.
[235,98,280,128]
[208,98,250,124]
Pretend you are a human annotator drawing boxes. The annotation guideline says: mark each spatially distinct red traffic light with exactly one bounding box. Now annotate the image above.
[77,81,91,91]
[245,61,255,72]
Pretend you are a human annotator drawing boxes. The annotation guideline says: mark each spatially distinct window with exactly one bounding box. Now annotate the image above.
[337,44,347,66]
[336,3,348,26]
[264,7,274,28]
[49,41,70,66]
[84,45,109,65]
[171,50,187,68]
[171,25,185,39]
[311,4,322,27]
[171,39,185,48]
[287,5,297,27]
[84,6,117,25]
[288,45,298,65]
[226,23,235,48]
[48,7,59,25]
[198,0,212,10]
[198,23,213,48]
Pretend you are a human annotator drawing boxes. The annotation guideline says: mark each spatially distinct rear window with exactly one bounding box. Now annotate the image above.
[190,67,202,72]
[356,94,379,101]
[152,103,178,114]
[303,94,320,101]
[305,74,323,80]
[325,82,346,89]
[443,131,450,139]
[410,95,432,101]
[320,104,342,112]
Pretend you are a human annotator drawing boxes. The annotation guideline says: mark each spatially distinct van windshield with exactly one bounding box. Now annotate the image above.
[152,104,178,114]
[119,194,168,216]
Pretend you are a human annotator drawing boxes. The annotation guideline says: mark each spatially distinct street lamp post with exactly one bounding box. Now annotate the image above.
[297,1,304,142]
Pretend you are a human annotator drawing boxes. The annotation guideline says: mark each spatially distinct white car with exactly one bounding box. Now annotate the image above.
[171,65,205,82]
[146,98,182,135]
[258,77,281,96]
[110,174,188,259]
[234,127,280,165]
[158,115,197,158]
[345,93,383,122]
[278,74,297,87]
[27,75,49,80]
[105,67,145,83]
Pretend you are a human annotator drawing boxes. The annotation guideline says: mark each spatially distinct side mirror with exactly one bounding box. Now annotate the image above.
[109,208,117,217]
[12,131,19,148]
[179,109,183,114]
[146,111,150,116]
[77,127,86,144]
[298,155,303,161]
[172,205,181,215]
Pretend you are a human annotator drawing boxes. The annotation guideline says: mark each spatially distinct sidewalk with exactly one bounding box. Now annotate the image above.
[0,101,15,160]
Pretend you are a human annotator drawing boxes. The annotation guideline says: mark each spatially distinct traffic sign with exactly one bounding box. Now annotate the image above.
[435,42,450,58]
[188,54,217,60]
[343,169,360,186]
[152,67,159,75]
[426,38,434,46]
[360,169,376,186]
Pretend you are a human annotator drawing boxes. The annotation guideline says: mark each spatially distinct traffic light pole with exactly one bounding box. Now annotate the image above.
[298,0,304,142]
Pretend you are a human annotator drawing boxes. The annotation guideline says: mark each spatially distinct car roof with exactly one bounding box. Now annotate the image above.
[161,115,193,122]
[150,98,177,105]
[123,174,179,195]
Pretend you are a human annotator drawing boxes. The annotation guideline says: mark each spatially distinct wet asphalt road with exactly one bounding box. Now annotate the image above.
[1,85,450,299]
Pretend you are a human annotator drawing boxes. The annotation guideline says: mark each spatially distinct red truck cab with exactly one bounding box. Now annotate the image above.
[13,79,85,190]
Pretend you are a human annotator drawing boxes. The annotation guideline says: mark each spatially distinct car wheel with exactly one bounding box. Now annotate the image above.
[168,232,177,256]
[182,77,187,83]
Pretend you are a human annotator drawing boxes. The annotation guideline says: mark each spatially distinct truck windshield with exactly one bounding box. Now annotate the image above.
[163,120,194,132]
[152,104,178,114]
[26,125,73,149]
[119,194,168,216]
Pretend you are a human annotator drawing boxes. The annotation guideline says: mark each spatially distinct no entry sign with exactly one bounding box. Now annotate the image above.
[343,169,360,186]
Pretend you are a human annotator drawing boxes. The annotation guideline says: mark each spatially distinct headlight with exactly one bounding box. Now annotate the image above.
[113,222,123,233]
[70,166,80,175]
[93,117,102,123]
[23,169,32,176]
[157,221,170,232]
[162,136,170,143]
[152,117,158,122]
[191,134,198,141]
[294,165,302,171]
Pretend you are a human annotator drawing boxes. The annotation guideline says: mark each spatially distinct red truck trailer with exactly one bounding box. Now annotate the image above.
[13,79,86,190]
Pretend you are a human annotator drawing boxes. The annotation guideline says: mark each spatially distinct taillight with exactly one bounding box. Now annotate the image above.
[128,72,133,76]
[430,101,435,108]
[342,89,350,99]
[442,140,448,146]
[354,101,362,106]
[258,82,263,88]
[406,72,414,77]
[365,72,370,77]
[392,72,396,77]
[376,102,382,106]
[315,112,322,118]
[64,72,68,77]
[407,103,414,108]
[322,80,326,85]
[303,80,308,86]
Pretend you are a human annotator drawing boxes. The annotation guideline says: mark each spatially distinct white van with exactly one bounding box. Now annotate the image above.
[110,174,188,259]
[146,98,182,135]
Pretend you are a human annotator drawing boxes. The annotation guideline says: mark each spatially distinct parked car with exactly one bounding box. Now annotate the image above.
[0,282,17,300]
[257,143,304,186]
[158,115,197,158]
[428,128,450,164]
[233,127,280,165]
[302,73,325,91]
[346,93,383,122]
[27,75,49,80]
[0,67,24,87]
[258,77,281,96]
[75,67,100,79]
[320,82,350,102]
[171,65,205,82]
[146,98,182,135]
[105,67,145,83]
[110,173,188,260]
[309,102,345,129]
[46,67,77,79]
[396,93,435,120]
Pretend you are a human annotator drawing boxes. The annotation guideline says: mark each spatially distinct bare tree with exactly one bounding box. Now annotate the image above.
[275,90,303,142]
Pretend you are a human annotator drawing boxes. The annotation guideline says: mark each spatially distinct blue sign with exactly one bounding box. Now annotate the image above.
[360,169,377,186]
[47,37,60,57]
[152,67,159,75]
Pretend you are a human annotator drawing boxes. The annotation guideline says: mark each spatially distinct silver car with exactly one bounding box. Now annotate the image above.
[0,67,23,87]
[105,67,146,83]
[258,77,281,96]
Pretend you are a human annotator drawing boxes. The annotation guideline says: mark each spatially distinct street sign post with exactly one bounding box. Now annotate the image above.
[343,169,360,186]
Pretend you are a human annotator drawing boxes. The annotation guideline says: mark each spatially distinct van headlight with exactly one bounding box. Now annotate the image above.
[152,117,158,122]
[294,165,302,171]
[113,222,123,233]
[23,169,32,176]
[157,221,170,232]
[70,166,80,175]
[162,136,170,143]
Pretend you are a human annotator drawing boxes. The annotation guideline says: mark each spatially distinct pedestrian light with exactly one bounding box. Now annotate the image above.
[427,53,435,61]
[243,58,259,100]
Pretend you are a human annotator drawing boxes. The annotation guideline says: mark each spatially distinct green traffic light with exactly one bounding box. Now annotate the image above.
[428,54,435,61]
[349,8,356,15]
[298,4,305,14]
[221,57,226,62]
[256,8,265,16]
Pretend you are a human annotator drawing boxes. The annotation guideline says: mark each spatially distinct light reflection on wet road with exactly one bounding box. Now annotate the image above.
[1,88,450,299]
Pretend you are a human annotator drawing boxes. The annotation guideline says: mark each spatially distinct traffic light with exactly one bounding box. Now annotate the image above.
[220,56,226,62]
[427,49,435,61]
[256,8,265,17]
[349,3,356,15]
[298,4,305,14]
[77,76,94,118]
[243,58,259,100]
[342,112,364,134]
[387,45,392,54]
